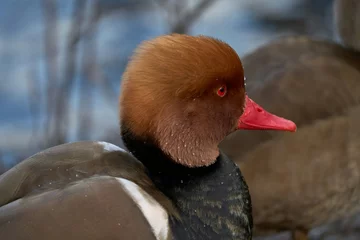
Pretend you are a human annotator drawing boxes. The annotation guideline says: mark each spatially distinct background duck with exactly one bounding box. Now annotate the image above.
[0,34,296,240]
[220,37,360,160]
[220,0,360,239]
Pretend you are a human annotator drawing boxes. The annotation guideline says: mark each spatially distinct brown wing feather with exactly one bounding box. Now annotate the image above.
[0,141,178,239]
[0,176,158,240]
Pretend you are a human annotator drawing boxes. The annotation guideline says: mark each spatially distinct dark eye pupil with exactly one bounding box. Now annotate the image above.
[217,85,227,97]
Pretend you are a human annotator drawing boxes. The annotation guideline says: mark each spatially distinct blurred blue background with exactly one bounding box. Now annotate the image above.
[0,0,333,172]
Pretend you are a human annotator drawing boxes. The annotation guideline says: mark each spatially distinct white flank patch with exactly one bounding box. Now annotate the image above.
[117,178,169,240]
[97,141,126,153]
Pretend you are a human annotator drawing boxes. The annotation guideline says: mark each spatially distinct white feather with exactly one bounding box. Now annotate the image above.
[117,178,169,240]
[97,141,126,153]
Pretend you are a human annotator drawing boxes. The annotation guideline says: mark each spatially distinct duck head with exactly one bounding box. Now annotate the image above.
[120,34,296,168]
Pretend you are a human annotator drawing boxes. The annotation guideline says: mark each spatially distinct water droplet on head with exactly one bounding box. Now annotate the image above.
[180,180,184,183]
[75,174,79,178]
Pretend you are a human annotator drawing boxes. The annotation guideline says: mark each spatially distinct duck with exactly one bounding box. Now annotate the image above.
[0,34,296,240]
[220,0,360,239]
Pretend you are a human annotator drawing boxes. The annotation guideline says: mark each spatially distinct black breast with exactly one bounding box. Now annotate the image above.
[122,127,253,240]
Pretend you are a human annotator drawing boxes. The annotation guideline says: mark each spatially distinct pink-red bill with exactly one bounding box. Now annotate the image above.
[238,95,297,132]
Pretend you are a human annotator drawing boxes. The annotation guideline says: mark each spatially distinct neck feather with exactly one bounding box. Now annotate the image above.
[121,125,253,240]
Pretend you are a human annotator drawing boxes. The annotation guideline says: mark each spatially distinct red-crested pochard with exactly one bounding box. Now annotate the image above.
[220,0,360,239]
[0,34,296,240]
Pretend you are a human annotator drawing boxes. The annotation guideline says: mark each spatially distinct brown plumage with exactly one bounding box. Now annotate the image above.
[121,34,246,167]
[220,0,360,239]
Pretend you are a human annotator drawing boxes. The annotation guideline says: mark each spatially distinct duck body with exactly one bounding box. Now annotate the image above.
[0,141,171,240]
[0,139,252,240]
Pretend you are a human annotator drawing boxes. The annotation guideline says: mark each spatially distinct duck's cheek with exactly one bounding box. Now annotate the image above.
[184,105,198,118]
[223,117,239,135]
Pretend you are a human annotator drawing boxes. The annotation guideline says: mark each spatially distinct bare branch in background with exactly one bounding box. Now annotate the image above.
[50,0,87,146]
[98,0,152,17]
[39,0,126,147]
[99,60,126,105]
[27,66,42,145]
[155,0,217,34]
[0,151,5,175]
[77,0,102,140]
[173,0,217,33]
[41,0,59,144]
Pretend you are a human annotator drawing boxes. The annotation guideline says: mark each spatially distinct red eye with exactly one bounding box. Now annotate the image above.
[217,85,227,97]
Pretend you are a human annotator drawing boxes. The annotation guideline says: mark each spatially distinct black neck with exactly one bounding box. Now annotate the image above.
[121,126,253,240]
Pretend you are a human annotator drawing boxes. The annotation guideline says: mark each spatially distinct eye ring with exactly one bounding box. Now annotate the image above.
[217,85,227,97]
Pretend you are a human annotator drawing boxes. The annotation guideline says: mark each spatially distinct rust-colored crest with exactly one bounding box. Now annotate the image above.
[120,34,245,167]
